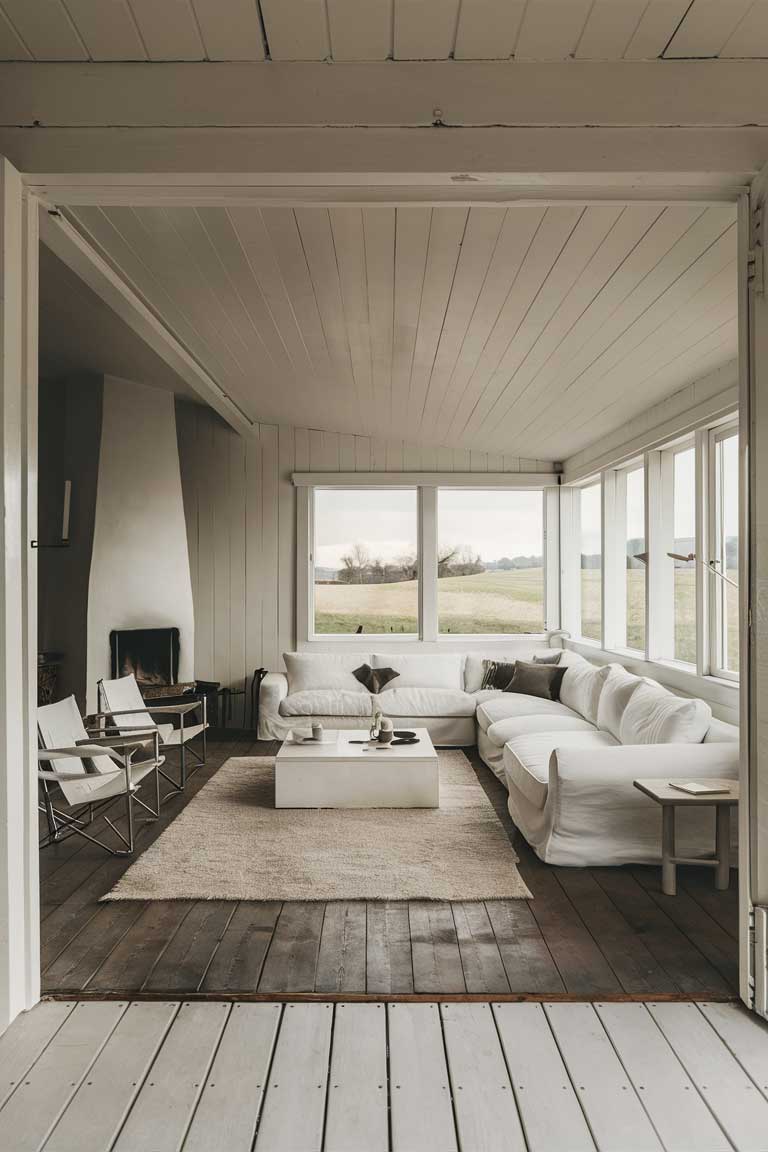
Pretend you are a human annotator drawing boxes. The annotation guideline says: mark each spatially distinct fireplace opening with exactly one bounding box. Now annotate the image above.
[110,627,180,687]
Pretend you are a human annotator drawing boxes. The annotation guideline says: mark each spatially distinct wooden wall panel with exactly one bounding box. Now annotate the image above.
[175,401,555,720]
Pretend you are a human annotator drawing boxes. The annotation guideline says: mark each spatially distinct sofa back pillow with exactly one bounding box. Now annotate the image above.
[597,664,643,740]
[371,653,462,691]
[619,680,712,744]
[465,650,562,692]
[284,652,371,695]
[558,650,609,725]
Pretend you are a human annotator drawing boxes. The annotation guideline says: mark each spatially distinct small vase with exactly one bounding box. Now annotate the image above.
[378,717,394,744]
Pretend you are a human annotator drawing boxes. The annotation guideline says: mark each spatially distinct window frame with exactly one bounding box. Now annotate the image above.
[307,483,422,642]
[561,413,739,687]
[708,420,740,681]
[296,475,558,647]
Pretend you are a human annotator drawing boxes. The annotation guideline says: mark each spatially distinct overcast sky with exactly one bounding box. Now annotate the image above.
[314,488,544,569]
[314,441,737,570]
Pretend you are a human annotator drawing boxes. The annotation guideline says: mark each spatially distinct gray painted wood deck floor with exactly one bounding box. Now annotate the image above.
[2,998,768,1151]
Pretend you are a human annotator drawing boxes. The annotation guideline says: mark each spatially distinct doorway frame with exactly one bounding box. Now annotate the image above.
[2,163,758,1028]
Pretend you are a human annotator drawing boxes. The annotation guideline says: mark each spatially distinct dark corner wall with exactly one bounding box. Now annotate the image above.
[38,376,103,712]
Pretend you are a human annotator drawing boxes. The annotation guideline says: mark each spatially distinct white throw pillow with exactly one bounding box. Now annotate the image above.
[619,680,712,745]
[283,652,370,695]
[371,653,462,691]
[597,664,643,740]
[558,650,609,725]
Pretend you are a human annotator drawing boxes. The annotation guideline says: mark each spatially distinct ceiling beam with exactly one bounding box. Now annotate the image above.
[3,126,765,205]
[38,208,254,436]
[2,60,768,129]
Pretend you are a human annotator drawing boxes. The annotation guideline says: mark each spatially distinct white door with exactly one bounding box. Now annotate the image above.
[742,162,768,1016]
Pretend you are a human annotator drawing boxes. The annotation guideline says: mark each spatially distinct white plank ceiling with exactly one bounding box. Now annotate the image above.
[3,0,768,61]
[65,201,737,461]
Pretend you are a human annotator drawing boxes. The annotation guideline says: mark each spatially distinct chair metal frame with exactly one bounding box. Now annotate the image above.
[96,676,208,795]
[38,728,162,857]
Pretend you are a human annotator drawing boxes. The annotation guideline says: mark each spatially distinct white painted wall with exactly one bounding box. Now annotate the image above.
[87,376,194,711]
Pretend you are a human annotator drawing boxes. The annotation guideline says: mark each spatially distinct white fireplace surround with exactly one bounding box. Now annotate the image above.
[86,376,195,712]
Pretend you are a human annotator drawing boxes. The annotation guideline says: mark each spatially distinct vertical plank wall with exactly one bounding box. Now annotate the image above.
[175,401,555,721]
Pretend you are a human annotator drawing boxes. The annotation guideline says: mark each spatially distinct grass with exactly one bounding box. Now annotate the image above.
[316,565,739,665]
[580,568,738,668]
[314,568,544,634]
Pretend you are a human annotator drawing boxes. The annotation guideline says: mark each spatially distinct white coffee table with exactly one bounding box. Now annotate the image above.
[275,727,439,808]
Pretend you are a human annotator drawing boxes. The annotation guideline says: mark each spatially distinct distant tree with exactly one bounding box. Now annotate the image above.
[338,542,371,583]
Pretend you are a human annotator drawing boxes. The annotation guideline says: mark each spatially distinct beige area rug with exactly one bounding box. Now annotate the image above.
[103,750,532,902]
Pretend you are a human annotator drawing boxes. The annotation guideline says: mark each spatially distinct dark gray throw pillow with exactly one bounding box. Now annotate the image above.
[480,651,560,690]
[480,660,518,690]
[353,663,399,694]
[533,650,562,665]
[504,660,567,701]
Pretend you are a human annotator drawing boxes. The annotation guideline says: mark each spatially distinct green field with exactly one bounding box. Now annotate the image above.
[316,565,739,666]
[315,568,545,635]
[580,568,738,667]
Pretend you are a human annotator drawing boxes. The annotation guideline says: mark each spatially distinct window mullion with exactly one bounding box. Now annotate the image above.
[696,427,711,676]
[545,487,561,631]
[646,450,674,662]
[560,486,582,637]
[298,486,312,643]
[602,469,626,650]
[420,486,438,641]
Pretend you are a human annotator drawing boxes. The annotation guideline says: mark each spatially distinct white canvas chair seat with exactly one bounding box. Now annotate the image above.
[38,695,161,856]
[40,754,159,806]
[98,673,208,792]
[159,722,207,746]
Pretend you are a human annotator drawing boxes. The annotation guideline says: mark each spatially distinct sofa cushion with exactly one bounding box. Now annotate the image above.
[283,653,370,695]
[473,688,505,706]
[372,653,462,691]
[378,686,477,718]
[476,694,582,733]
[597,664,643,740]
[558,651,609,725]
[504,729,619,809]
[486,713,595,747]
[619,681,712,745]
[279,689,373,717]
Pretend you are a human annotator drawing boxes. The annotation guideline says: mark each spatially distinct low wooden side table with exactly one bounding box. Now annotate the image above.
[633,778,739,896]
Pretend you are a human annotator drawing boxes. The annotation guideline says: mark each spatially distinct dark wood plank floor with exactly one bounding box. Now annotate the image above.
[39,734,739,999]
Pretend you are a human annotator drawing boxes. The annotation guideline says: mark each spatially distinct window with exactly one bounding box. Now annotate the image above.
[312,488,418,635]
[713,429,739,675]
[563,416,738,683]
[437,489,544,634]
[673,446,696,664]
[625,466,646,652]
[579,483,601,642]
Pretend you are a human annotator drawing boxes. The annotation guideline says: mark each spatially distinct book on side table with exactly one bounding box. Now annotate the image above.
[669,781,731,796]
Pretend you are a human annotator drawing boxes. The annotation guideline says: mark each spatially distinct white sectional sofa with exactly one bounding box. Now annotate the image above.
[259,651,487,746]
[259,648,739,867]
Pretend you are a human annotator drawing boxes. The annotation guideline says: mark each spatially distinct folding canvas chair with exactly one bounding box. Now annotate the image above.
[38,695,162,856]
[97,673,208,794]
